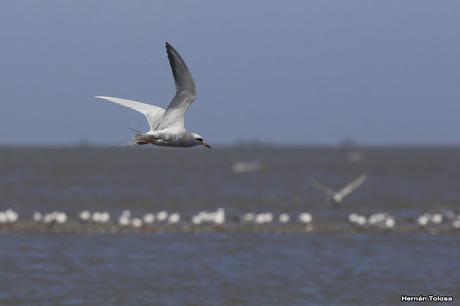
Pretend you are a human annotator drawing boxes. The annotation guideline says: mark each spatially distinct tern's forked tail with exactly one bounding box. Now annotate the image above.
[125,128,153,145]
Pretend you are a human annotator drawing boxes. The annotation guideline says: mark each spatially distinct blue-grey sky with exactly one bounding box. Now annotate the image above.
[0,1,459,145]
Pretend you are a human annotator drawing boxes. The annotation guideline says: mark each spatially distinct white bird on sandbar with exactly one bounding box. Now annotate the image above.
[313,174,367,206]
[96,42,211,149]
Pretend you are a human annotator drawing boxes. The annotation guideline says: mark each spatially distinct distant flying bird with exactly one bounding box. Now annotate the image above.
[313,174,367,205]
[346,151,364,163]
[96,42,210,149]
[232,161,263,174]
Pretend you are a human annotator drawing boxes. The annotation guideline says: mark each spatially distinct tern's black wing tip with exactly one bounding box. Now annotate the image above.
[165,42,178,54]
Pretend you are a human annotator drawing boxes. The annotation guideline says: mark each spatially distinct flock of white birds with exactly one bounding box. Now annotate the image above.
[416,211,460,228]
[1,208,460,232]
[0,208,310,227]
[348,213,395,229]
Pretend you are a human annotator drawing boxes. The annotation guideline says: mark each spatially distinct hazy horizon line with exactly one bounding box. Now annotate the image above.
[1,142,460,150]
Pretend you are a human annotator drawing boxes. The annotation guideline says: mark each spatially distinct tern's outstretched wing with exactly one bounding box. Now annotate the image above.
[157,42,196,131]
[313,181,337,198]
[96,96,165,130]
[337,174,367,199]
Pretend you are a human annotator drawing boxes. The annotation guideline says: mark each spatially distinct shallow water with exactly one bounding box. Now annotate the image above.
[2,233,459,305]
[1,146,459,305]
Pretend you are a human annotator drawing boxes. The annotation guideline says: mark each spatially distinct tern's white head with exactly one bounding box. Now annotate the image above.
[191,133,211,149]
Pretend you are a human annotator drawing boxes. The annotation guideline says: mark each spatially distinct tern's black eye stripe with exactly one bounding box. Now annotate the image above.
[196,138,203,142]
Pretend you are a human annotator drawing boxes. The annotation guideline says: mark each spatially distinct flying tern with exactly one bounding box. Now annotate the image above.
[313,174,367,205]
[96,42,210,149]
